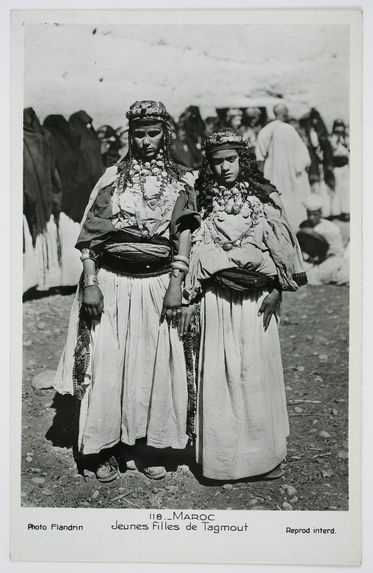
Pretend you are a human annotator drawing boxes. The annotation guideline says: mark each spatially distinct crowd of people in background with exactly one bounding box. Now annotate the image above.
[23,101,350,294]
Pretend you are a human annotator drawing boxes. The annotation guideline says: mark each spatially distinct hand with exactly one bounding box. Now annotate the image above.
[82,285,104,321]
[258,289,281,331]
[177,304,197,337]
[161,283,182,327]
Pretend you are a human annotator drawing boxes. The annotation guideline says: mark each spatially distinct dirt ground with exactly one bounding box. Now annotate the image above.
[21,284,349,511]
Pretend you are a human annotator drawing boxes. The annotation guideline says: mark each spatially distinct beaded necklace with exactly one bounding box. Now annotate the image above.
[204,182,265,251]
[117,150,176,207]
[113,150,179,238]
[210,181,264,220]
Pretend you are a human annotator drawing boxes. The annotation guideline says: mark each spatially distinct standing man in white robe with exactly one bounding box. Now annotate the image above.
[256,104,311,230]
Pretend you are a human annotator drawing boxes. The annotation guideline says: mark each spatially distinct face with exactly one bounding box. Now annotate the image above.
[230,116,242,130]
[132,122,164,160]
[205,122,216,137]
[307,208,322,227]
[96,127,106,141]
[210,149,240,186]
[177,126,187,141]
[334,125,345,136]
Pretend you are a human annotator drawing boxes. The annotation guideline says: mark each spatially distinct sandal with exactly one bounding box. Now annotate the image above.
[95,458,119,483]
[143,466,167,480]
[262,464,285,480]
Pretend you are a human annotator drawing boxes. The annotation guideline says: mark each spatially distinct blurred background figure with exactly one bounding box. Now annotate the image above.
[176,106,205,169]
[297,195,349,286]
[43,113,93,287]
[204,116,220,138]
[23,107,63,292]
[225,107,243,130]
[329,119,350,221]
[44,114,92,224]
[299,108,335,218]
[69,110,104,187]
[240,107,262,147]
[256,103,311,230]
[116,127,129,157]
[173,122,198,169]
[96,124,122,167]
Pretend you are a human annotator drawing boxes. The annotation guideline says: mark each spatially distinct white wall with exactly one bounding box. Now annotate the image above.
[24,23,349,130]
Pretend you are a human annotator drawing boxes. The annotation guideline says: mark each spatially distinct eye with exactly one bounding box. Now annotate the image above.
[134,131,145,138]
[148,130,162,138]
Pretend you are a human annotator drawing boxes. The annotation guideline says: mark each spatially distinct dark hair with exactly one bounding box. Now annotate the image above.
[116,120,185,190]
[195,146,279,217]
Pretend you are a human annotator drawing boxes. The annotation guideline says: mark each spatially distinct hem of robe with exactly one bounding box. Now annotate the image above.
[80,435,189,456]
[200,451,287,481]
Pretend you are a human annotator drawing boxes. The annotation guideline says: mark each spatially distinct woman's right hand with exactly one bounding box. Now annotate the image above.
[82,285,104,321]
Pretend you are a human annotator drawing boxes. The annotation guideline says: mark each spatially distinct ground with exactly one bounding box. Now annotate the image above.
[21,284,349,511]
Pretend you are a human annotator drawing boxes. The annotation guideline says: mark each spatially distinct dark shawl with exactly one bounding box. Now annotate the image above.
[23,108,62,245]
[44,114,92,223]
[69,111,104,188]
[299,109,335,189]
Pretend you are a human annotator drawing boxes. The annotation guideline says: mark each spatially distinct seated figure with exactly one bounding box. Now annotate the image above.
[297,195,349,286]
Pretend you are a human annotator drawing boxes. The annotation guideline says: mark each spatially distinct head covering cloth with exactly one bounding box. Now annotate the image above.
[203,128,248,155]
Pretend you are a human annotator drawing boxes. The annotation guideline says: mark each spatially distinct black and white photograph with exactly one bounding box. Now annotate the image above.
[10,7,362,565]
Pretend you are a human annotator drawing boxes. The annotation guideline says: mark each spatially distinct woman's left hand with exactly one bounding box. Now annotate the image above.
[161,283,182,327]
[258,288,281,331]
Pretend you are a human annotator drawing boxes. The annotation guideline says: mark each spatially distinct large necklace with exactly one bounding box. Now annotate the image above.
[126,150,170,205]
[212,181,250,217]
[204,182,265,251]
[209,182,264,222]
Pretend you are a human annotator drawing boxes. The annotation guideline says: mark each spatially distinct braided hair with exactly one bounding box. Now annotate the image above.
[196,146,280,217]
[116,121,185,190]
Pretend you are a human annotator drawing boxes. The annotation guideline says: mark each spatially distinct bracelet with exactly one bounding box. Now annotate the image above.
[174,255,190,265]
[171,260,189,273]
[80,251,96,263]
[82,275,99,288]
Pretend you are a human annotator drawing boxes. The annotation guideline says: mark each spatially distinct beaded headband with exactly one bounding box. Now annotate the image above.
[126,100,170,123]
[203,129,247,154]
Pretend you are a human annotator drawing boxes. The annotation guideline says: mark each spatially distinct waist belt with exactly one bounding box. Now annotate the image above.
[99,252,171,277]
[210,268,273,292]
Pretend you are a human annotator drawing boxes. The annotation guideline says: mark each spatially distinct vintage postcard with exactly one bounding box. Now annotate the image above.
[10,8,362,565]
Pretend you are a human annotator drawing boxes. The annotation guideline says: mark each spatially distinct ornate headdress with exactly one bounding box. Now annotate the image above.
[117,100,184,188]
[203,129,248,155]
[126,100,170,123]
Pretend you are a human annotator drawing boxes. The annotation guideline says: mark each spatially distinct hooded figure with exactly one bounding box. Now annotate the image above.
[44,114,92,223]
[23,108,61,245]
[69,111,104,188]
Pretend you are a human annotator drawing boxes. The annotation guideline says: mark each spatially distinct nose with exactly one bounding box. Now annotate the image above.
[222,161,230,171]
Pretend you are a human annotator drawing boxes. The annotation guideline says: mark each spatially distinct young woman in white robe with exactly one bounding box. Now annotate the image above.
[185,129,307,481]
[54,101,200,482]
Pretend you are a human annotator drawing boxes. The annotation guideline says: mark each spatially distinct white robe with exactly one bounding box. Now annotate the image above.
[256,120,311,230]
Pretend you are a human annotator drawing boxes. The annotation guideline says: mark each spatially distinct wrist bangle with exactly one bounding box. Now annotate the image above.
[80,251,96,263]
[83,275,99,288]
[171,261,189,273]
[174,255,190,265]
